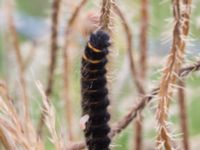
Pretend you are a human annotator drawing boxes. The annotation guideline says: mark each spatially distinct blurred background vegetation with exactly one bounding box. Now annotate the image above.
[1,0,200,149]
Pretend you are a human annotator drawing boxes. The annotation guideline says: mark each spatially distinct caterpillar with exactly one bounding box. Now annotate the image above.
[81,30,111,150]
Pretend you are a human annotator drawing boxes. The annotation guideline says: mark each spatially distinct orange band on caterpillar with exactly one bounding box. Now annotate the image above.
[82,53,102,64]
[88,42,102,53]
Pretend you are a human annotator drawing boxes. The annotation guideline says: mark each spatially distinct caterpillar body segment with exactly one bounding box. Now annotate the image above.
[81,30,111,150]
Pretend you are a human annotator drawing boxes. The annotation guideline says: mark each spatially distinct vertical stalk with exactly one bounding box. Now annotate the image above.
[155,0,192,149]
[37,0,61,136]
[178,80,189,150]
[135,0,149,149]
[112,3,145,95]
[46,0,61,98]
[139,0,149,80]
[62,0,88,141]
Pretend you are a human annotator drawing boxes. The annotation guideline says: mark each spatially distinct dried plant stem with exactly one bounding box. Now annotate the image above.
[113,3,145,95]
[63,56,74,141]
[37,0,61,136]
[135,0,149,149]
[0,84,14,150]
[180,60,200,76]
[69,59,200,150]
[156,0,192,149]
[6,0,29,125]
[178,80,189,150]
[46,0,61,99]
[100,0,112,32]
[113,3,146,149]
[109,88,158,139]
[139,0,149,80]
[0,81,35,150]
[62,0,88,141]
[66,142,85,150]
[134,119,142,150]
[115,61,200,137]
[36,82,62,150]
[67,0,88,27]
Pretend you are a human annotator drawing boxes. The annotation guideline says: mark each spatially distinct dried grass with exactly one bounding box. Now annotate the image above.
[155,0,192,149]
[1,0,199,150]
[6,0,29,127]
[37,0,62,136]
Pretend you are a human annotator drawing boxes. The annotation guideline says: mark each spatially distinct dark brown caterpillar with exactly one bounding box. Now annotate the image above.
[81,30,111,150]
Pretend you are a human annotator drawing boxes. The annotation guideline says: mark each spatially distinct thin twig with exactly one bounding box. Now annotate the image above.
[112,3,145,95]
[135,0,149,149]
[113,2,146,149]
[37,0,61,136]
[46,0,62,99]
[62,0,88,141]
[113,3,146,150]
[178,80,189,150]
[139,0,149,80]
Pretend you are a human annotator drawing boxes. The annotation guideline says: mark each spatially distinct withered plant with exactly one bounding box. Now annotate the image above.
[1,0,200,150]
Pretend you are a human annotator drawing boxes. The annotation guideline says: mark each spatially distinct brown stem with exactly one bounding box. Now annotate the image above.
[63,52,74,141]
[62,0,88,141]
[135,0,149,149]
[46,0,61,98]
[139,0,149,80]
[156,0,192,149]
[113,3,146,149]
[113,3,145,95]
[178,80,190,150]
[37,0,61,136]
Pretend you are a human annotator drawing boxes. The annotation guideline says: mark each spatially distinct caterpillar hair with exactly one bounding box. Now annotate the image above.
[81,30,111,150]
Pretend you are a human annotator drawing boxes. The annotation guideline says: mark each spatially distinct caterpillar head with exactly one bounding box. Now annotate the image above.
[90,30,110,52]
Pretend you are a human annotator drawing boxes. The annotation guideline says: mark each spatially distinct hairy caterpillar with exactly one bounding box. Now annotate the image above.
[81,30,111,150]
